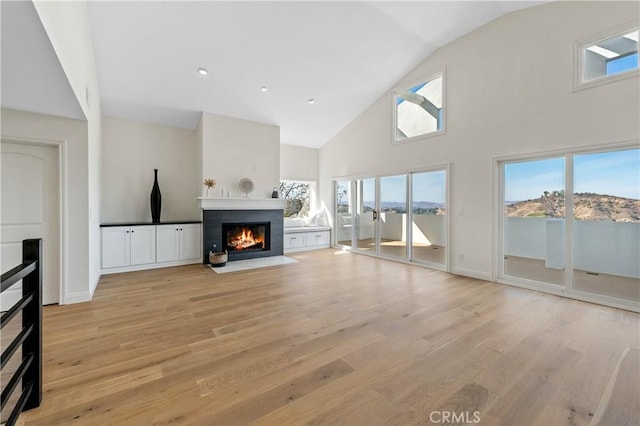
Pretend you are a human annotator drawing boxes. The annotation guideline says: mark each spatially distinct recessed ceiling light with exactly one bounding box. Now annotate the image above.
[197,67,208,75]
[307,98,315,104]
[261,86,268,92]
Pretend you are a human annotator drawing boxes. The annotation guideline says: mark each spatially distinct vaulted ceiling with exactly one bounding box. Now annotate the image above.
[1,1,84,121]
[3,1,545,148]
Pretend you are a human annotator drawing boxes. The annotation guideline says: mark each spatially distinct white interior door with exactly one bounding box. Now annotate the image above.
[1,141,60,308]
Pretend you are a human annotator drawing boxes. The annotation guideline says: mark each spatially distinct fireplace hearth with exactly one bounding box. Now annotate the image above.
[203,209,283,263]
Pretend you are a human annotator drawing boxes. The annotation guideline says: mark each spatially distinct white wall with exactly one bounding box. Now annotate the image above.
[200,113,280,199]
[505,218,639,278]
[574,221,639,278]
[1,108,91,303]
[319,1,640,280]
[504,217,548,260]
[377,214,446,247]
[101,116,200,223]
[32,0,103,295]
[341,213,446,247]
[280,144,319,182]
[414,215,446,247]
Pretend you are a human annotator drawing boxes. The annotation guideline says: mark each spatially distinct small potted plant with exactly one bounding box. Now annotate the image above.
[204,178,216,198]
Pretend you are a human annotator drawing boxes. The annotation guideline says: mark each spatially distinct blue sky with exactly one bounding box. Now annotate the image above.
[505,149,639,201]
[607,53,638,75]
[412,171,445,204]
[362,171,445,204]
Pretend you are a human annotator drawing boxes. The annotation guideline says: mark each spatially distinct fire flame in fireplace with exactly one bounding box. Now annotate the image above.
[228,226,265,251]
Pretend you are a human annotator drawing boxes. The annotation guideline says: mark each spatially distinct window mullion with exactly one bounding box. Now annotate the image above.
[565,155,574,293]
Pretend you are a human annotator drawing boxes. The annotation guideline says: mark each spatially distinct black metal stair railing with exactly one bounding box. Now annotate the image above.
[1,239,42,426]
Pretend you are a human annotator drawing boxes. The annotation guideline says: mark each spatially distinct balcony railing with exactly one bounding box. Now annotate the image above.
[1,239,42,426]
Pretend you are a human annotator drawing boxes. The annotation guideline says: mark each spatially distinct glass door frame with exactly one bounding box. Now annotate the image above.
[494,143,639,312]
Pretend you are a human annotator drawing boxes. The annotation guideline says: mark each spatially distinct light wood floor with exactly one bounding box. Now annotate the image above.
[16,249,639,425]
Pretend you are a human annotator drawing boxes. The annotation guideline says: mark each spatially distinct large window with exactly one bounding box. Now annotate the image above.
[279,181,315,217]
[578,25,638,87]
[393,74,443,143]
[498,147,639,309]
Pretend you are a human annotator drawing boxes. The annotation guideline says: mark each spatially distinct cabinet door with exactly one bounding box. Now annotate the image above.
[307,231,329,246]
[179,224,201,260]
[130,226,156,265]
[282,234,296,249]
[102,227,130,268]
[306,231,330,247]
[283,234,295,249]
[156,225,180,263]
[290,233,306,248]
[319,231,330,245]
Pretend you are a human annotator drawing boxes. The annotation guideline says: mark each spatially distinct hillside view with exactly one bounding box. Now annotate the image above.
[505,191,640,222]
[337,202,446,215]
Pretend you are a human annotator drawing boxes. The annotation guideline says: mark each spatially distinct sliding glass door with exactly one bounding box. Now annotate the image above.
[333,167,449,271]
[335,180,353,248]
[502,157,565,287]
[355,178,376,252]
[379,174,408,259]
[572,149,639,303]
[411,171,447,267]
[499,147,639,309]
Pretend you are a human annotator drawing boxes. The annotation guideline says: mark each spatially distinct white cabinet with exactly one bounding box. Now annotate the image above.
[283,228,330,252]
[101,222,201,274]
[156,225,180,262]
[284,233,306,250]
[305,230,330,247]
[180,224,201,260]
[130,226,156,265]
[102,226,156,269]
[156,224,201,263]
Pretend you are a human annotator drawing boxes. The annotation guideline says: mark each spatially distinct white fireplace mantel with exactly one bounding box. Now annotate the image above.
[198,197,287,210]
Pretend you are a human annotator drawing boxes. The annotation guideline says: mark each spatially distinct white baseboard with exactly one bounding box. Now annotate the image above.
[101,258,201,275]
[62,291,92,305]
[450,266,492,282]
[90,272,100,299]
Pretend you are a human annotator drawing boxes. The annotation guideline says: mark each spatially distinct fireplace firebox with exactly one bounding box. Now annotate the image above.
[223,222,270,253]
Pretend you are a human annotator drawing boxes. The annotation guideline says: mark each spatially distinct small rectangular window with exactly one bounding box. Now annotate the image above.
[579,26,638,85]
[393,73,443,143]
